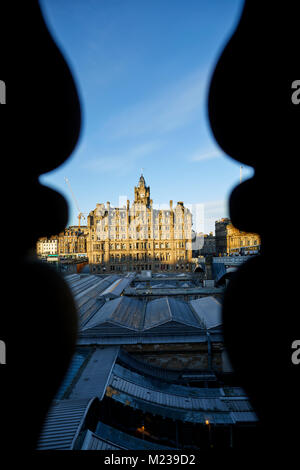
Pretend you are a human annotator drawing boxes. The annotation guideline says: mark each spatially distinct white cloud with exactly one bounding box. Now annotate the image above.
[189,150,222,162]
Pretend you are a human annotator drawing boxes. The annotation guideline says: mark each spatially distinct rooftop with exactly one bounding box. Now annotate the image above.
[37,345,257,450]
[37,272,259,450]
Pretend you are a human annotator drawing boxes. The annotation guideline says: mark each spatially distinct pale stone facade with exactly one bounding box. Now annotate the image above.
[36,237,58,256]
[215,218,261,255]
[87,175,193,273]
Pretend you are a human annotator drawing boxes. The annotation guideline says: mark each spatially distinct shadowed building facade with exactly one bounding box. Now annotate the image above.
[87,175,193,273]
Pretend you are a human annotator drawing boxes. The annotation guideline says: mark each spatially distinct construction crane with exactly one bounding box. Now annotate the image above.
[64,177,87,228]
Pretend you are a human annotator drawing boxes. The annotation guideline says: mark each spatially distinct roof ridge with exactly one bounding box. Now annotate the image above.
[140,299,147,330]
[165,296,172,321]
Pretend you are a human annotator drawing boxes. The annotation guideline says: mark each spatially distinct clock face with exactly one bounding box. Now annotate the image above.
[140,193,144,197]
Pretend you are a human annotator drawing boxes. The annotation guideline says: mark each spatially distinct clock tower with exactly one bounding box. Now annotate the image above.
[134,174,151,207]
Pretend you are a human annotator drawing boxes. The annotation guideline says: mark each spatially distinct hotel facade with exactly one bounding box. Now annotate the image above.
[87,175,193,273]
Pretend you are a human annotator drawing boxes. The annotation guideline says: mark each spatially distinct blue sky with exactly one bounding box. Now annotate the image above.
[39,0,250,234]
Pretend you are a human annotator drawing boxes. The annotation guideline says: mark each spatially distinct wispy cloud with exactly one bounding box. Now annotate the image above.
[189,149,222,162]
[102,68,206,139]
[81,140,161,174]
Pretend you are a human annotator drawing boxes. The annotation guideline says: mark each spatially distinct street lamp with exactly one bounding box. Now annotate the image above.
[205,419,212,448]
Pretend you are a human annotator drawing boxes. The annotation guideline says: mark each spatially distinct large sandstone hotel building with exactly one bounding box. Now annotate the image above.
[87,175,193,273]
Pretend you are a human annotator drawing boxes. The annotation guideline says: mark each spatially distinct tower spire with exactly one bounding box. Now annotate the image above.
[135,173,150,206]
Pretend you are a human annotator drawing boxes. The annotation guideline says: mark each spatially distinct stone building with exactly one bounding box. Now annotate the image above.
[215,218,261,255]
[87,175,193,273]
[202,232,216,255]
[57,226,88,257]
[36,236,58,257]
